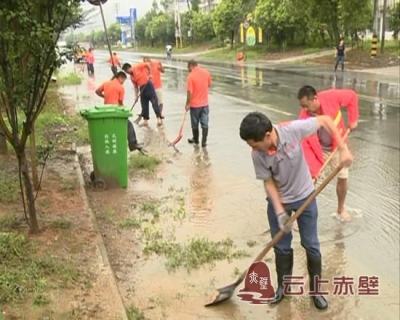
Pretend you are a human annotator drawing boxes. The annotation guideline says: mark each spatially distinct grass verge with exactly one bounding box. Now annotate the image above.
[58,72,82,86]
[35,85,89,147]
[0,231,79,307]
[126,304,147,320]
[0,165,20,204]
[129,154,162,173]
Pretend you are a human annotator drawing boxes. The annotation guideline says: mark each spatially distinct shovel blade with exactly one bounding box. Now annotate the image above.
[204,282,240,307]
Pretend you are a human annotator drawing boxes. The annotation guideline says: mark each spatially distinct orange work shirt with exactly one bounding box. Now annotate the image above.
[85,52,95,64]
[96,78,125,105]
[131,62,150,87]
[150,60,162,89]
[108,55,120,66]
[186,66,212,108]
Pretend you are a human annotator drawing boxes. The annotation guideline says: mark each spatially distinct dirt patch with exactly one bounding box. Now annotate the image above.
[0,86,125,319]
[306,48,400,69]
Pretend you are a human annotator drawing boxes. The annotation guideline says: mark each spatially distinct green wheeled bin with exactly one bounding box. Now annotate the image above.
[80,106,132,190]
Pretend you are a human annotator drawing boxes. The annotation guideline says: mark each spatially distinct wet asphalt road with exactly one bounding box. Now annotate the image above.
[62,50,399,319]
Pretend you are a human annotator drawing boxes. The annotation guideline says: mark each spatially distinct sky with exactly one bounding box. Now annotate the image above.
[77,0,154,34]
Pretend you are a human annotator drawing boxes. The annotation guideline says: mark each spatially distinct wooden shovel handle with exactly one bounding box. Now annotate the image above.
[314,128,350,183]
[253,164,343,263]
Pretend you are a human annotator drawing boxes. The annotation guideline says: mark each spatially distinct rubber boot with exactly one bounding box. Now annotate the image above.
[188,128,199,144]
[270,250,293,304]
[201,128,208,147]
[307,254,328,310]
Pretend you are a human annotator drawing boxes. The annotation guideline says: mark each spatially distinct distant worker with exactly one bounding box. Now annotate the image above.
[334,39,345,72]
[143,56,165,119]
[185,60,212,148]
[85,48,95,76]
[166,43,172,59]
[108,52,121,75]
[95,71,144,152]
[122,62,163,127]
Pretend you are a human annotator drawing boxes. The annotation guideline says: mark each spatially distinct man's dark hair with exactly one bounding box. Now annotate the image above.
[111,71,127,81]
[115,71,126,79]
[122,63,131,72]
[297,85,317,100]
[240,112,273,142]
[188,59,198,67]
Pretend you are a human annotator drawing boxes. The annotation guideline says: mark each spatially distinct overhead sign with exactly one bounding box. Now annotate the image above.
[246,26,256,46]
[116,16,130,25]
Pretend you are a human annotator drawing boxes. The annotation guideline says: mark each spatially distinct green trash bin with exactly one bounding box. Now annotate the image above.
[80,106,132,190]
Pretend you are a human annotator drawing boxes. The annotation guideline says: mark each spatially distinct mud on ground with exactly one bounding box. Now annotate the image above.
[79,145,256,319]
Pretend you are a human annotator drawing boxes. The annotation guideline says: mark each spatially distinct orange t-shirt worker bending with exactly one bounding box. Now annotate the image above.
[184,59,212,147]
[95,72,143,152]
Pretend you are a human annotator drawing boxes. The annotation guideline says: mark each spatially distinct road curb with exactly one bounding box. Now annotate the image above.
[73,153,128,320]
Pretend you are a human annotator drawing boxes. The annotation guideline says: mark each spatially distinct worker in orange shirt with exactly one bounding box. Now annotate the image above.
[108,52,121,75]
[185,60,212,147]
[85,48,95,76]
[143,56,165,118]
[122,62,162,127]
[297,85,359,222]
[95,71,144,152]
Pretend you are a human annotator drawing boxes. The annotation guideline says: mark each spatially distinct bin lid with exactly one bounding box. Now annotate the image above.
[80,105,132,119]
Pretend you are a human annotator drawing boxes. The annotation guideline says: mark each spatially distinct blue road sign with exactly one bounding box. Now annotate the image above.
[116,16,130,25]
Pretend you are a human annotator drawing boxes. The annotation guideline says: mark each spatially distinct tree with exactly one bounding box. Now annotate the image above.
[255,0,301,50]
[390,3,400,40]
[340,0,372,44]
[107,23,122,44]
[160,0,173,12]
[0,0,83,234]
[212,0,243,46]
[192,12,215,42]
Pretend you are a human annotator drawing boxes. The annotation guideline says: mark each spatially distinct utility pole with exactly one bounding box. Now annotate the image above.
[114,2,120,17]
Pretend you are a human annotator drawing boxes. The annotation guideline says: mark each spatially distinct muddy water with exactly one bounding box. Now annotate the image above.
[66,52,399,319]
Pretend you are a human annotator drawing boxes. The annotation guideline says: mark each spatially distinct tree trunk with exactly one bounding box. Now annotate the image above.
[17,151,39,234]
[0,128,7,155]
[380,0,388,54]
[30,124,39,190]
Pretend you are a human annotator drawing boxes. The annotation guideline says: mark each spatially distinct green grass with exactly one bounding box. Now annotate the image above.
[129,154,162,173]
[143,234,250,273]
[0,215,21,231]
[0,232,80,306]
[35,88,89,147]
[126,304,146,320]
[58,72,82,86]
[0,168,20,204]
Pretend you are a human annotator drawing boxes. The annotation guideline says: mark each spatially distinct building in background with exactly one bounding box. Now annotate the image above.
[370,0,400,40]
[198,0,221,12]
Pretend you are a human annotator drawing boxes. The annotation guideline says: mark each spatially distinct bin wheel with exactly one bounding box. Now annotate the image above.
[90,171,95,182]
[93,178,107,191]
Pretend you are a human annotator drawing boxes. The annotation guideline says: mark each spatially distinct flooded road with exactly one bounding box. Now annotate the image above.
[62,51,399,319]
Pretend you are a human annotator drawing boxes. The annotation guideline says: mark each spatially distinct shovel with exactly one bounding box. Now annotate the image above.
[204,163,344,307]
[168,110,188,150]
